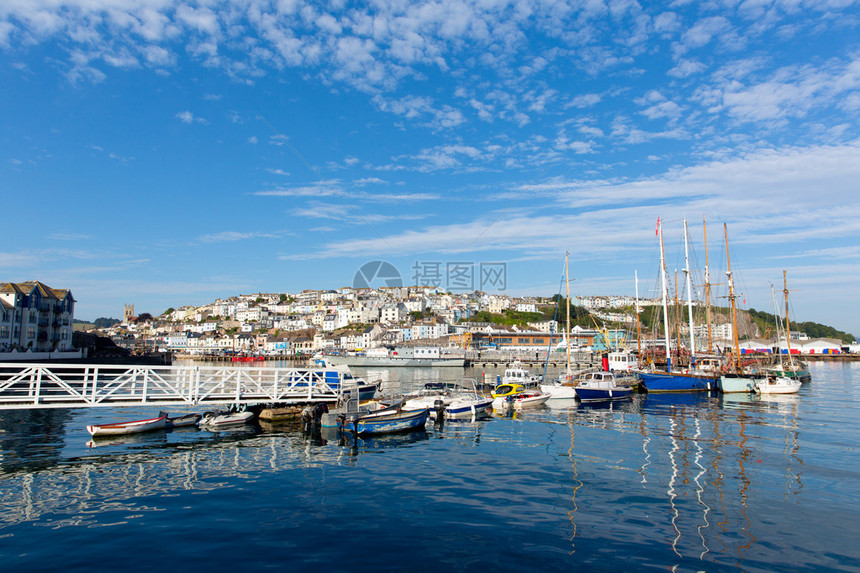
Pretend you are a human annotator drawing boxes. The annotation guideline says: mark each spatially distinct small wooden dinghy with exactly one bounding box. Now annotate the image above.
[339,406,429,435]
[86,414,168,437]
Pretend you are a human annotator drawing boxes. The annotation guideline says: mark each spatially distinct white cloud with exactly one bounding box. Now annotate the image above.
[682,16,733,50]
[306,141,860,261]
[373,94,466,129]
[700,56,860,123]
[49,233,92,241]
[197,231,281,243]
[255,181,342,197]
[668,58,705,78]
[565,93,602,108]
[175,110,207,124]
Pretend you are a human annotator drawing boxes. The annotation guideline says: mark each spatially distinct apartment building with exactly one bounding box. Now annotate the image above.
[0,281,75,352]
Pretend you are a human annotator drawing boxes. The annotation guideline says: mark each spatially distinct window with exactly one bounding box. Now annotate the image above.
[27,327,35,339]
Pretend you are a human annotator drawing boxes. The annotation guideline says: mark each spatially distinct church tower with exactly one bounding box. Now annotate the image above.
[123,304,134,323]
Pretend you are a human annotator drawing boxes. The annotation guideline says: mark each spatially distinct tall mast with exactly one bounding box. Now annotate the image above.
[683,218,696,365]
[725,224,741,373]
[659,219,672,372]
[565,251,571,374]
[674,270,682,366]
[771,284,786,369]
[635,270,642,356]
[703,215,713,354]
[783,270,793,360]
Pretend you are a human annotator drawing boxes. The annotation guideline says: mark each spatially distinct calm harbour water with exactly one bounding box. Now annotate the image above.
[0,361,858,571]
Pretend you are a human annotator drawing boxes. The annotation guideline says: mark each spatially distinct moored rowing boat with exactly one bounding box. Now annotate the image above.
[86,414,168,437]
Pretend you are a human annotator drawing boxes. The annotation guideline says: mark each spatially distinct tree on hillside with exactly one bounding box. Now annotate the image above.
[92,317,121,329]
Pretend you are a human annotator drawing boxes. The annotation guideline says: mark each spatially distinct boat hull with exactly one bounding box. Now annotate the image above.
[639,371,717,392]
[165,413,202,428]
[342,408,430,435]
[718,375,760,393]
[576,386,633,401]
[87,415,167,437]
[768,367,811,383]
[757,376,801,394]
[540,384,578,399]
[199,411,255,427]
[445,398,493,419]
[513,394,550,409]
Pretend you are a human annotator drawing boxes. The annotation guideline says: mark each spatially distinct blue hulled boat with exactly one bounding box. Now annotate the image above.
[339,407,430,435]
[640,218,721,393]
[639,371,718,392]
[574,371,635,401]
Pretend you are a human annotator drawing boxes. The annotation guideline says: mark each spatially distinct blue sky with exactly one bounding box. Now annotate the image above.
[1,1,859,336]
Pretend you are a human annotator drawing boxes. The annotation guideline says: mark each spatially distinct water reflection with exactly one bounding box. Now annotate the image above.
[1,364,856,571]
[0,409,73,473]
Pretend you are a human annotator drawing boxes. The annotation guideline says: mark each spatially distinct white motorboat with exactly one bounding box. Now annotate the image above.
[756,376,801,395]
[491,383,550,411]
[539,381,578,399]
[199,410,255,428]
[403,380,493,419]
[500,361,542,387]
[444,394,494,419]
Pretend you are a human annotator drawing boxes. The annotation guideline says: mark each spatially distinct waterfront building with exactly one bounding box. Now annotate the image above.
[0,281,75,352]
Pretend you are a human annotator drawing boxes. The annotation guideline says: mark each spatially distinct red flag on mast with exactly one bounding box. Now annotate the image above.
[656,217,660,236]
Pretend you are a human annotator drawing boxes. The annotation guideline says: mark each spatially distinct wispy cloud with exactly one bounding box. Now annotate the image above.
[303,141,860,260]
[197,231,284,243]
[48,233,92,241]
[254,181,342,197]
[176,110,208,125]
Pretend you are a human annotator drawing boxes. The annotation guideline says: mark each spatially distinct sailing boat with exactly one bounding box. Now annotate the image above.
[765,271,811,383]
[639,218,719,392]
[542,251,579,399]
[756,284,801,394]
[718,224,767,393]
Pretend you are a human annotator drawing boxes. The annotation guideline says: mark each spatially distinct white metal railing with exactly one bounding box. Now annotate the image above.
[0,363,350,409]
